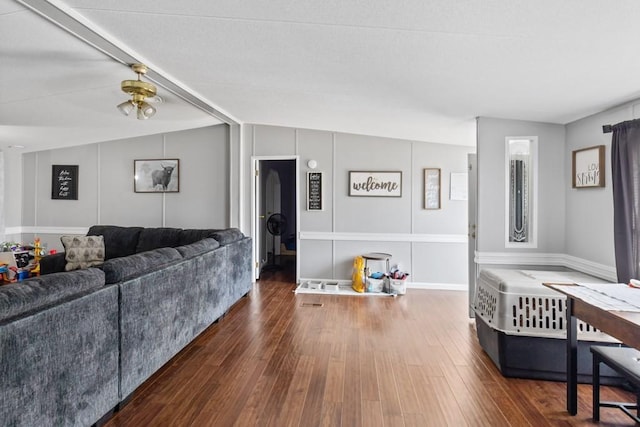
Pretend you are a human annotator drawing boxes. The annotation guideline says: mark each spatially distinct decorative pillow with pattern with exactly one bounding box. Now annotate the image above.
[61,235,105,271]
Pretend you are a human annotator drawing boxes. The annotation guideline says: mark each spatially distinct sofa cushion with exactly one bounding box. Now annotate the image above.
[87,225,143,260]
[61,235,105,271]
[135,228,183,253]
[211,228,244,246]
[178,229,218,246]
[175,238,220,259]
[39,252,67,275]
[102,247,182,284]
[0,268,105,322]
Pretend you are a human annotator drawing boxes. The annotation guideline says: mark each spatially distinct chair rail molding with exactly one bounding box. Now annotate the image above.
[6,226,90,236]
[299,231,467,243]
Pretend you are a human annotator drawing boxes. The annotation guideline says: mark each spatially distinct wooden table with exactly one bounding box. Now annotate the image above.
[544,283,640,415]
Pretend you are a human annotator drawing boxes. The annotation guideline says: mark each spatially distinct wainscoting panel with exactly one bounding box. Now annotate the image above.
[298,231,468,285]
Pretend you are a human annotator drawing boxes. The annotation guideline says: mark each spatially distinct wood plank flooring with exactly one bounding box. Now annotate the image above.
[104,269,637,426]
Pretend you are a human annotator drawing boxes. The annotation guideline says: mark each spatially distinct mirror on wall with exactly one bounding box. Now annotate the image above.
[505,137,538,248]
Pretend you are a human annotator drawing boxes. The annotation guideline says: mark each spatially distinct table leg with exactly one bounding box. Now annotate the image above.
[566,297,578,415]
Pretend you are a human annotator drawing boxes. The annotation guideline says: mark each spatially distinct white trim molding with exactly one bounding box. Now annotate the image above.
[475,251,617,282]
[475,251,564,266]
[5,227,22,236]
[6,226,90,236]
[298,278,466,292]
[562,254,617,282]
[300,231,467,244]
[408,282,467,291]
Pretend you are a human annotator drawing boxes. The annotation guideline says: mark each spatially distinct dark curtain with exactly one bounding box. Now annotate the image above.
[611,119,640,283]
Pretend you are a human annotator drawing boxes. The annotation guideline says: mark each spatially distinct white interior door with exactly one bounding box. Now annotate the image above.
[253,159,261,280]
[468,153,478,318]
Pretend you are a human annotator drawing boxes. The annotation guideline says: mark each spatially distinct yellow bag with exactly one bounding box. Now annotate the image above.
[351,256,365,293]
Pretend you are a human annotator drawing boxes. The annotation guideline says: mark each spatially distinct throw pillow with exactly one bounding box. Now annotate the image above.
[60,235,105,271]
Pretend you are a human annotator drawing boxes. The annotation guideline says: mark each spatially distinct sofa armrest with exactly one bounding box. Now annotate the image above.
[39,252,67,275]
[211,228,245,246]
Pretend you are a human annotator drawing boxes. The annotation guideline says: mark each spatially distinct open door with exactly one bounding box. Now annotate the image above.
[252,156,300,282]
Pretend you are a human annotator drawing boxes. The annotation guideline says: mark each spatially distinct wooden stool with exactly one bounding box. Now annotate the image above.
[591,345,640,423]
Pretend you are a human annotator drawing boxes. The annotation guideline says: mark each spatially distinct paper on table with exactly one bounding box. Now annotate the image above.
[562,283,640,312]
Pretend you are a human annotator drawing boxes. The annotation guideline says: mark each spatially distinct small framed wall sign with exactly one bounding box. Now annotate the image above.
[51,165,78,200]
[572,145,605,188]
[134,159,180,193]
[349,171,402,197]
[424,168,441,209]
[450,172,468,201]
[307,171,323,210]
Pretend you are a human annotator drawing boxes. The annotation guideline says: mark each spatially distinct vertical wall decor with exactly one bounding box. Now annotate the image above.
[505,136,538,247]
[424,168,441,209]
[307,171,323,210]
[51,165,78,200]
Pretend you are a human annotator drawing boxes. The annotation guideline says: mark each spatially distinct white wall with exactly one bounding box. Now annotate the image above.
[17,125,230,251]
[244,124,475,287]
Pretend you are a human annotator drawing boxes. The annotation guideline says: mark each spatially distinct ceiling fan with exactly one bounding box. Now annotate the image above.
[116,63,162,120]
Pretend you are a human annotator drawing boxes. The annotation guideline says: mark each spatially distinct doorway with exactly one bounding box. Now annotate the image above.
[253,157,299,282]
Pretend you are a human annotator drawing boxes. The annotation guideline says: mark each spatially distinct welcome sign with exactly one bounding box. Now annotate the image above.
[349,171,402,197]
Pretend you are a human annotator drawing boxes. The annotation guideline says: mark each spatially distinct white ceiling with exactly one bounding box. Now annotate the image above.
[3,0,640,152]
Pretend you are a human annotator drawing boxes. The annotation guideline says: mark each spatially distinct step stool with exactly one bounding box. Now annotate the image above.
[591,345,640,423]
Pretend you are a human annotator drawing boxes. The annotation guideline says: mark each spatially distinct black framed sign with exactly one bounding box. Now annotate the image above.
[307,171,323,210]
[51,165,78,200]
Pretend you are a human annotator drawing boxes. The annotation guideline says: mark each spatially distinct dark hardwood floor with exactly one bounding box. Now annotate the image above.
[104,264,636,426]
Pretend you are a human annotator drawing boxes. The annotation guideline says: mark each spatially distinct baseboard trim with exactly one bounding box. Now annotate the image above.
[298,278,466,292]
[474,251,565,266]
[408,282,467,291]
[475,251,617,282]
[562,254,617,282]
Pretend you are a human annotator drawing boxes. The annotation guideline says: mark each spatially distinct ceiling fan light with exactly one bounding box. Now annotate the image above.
[136,105,148,120]
[117,100,134,116]
[138,101,156,119]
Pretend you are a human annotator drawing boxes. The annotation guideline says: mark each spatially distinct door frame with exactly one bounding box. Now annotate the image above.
[468,153,478,318]
[251,155,300,283]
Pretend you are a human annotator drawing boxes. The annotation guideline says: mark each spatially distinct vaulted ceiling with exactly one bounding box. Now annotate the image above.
[3,0,640,152]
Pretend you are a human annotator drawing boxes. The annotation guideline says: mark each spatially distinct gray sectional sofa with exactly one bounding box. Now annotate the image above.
[0,225,252,427]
